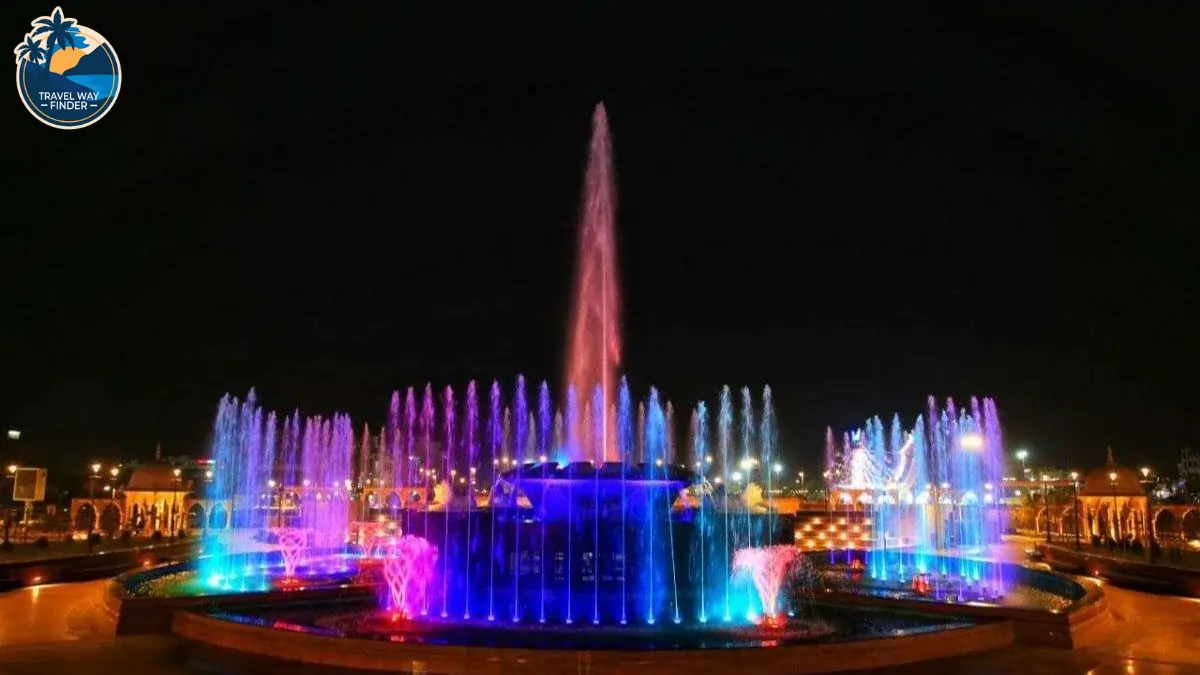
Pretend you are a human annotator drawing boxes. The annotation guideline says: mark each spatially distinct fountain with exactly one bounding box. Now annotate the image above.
[114,105,1093,674]
[732,545,802,624]
[380,535,439,621]
[272,527,308,581]
[819,396,1010,602]
[566,103,620,464]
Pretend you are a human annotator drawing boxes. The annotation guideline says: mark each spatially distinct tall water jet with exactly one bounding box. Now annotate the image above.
[760,387,776,545]
[487,380,502,621]
[565,103,621,463]
[718,385,733,622]
[617,377,633,624]
[693,401,710,623]
[463,381,479,620]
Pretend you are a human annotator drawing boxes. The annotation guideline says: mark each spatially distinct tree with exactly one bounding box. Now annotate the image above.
[14,35,46,68]
[29,8,78,78]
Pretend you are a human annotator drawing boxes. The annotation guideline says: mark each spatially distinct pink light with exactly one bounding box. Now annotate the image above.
[380,535,438,620]
[565,103,621,463]
[732,545,803,620]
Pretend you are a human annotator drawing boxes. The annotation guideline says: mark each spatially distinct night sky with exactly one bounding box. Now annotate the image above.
[3,3,1198,482]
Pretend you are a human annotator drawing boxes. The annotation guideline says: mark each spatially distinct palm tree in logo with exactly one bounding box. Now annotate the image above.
[29,7,78,78]
[15,35,46,70]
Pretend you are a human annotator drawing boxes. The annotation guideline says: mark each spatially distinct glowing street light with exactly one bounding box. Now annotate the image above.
[772,462,783,474]
[91,462,102,476]
[739,458,753,471]
[1015,449,1029,474]
[6,464,16,475]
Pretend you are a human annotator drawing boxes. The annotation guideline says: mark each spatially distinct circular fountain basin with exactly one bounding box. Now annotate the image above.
[126,553,363,598]
[173,597,1012,675]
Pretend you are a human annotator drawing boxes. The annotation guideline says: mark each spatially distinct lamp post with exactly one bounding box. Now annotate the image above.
[1140,466,1153,562]
[823,470,833,523]
[1069,471,1081,551]
[170,468,182,542]
[1041,474,1052,543]
[3,464,17,545]
[799,471,805,498]
[1108,471,1119,543]
[1016,449,1029,476]
[108,466,120,537]
[87,463,102,553]
[203,470,213,535]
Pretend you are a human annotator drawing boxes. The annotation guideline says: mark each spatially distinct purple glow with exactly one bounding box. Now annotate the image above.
[380,535,439,620]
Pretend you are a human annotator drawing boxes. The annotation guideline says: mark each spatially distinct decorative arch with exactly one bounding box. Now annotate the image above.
[187,502,206,529]
[99,502,122,533]
[209,504,228,529]
[1181,509,1200,539]
[73,502,96,531]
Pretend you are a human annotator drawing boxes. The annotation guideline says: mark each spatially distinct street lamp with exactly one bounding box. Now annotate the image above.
[1041,474,1052,543]
[1069,471,1081,551]
[1108,471,1119,543]
[1140,466,1153,561]
[1015,449,1029,476]
[87,463,102,553]
[170,468,182,542]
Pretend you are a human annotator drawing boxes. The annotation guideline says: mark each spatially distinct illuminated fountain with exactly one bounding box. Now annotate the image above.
[380,535,439,621]
[824,396,1009,600]
[117,105,1097,673]
[272,527,308,581]
[732,545,802,624]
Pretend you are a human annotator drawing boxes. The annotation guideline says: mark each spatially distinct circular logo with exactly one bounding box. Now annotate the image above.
[13,7,120,130]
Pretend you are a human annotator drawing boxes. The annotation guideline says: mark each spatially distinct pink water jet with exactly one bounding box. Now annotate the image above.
[272,527,309,580]
[732,545,802,621]
[565,102,621,463]
[380,535,438,620]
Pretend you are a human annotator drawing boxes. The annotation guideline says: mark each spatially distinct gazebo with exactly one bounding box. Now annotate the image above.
[1075,448,1150,542]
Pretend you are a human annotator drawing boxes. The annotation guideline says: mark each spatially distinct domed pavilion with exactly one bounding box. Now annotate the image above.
[1076,447,1150,542]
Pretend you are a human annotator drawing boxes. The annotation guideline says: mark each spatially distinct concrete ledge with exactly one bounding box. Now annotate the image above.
[108,559,374,635]
[819,572,1107,649]
[0,541,197,590]
[1037,544,1200,598]
[172,609,1015,675]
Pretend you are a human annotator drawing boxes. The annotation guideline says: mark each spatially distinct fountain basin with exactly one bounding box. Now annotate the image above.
[172,600,1013,674]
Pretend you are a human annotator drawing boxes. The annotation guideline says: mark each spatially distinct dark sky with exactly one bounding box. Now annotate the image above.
[3,3,1198,481]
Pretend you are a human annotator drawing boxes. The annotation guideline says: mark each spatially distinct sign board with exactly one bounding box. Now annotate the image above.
[12,467,46,502]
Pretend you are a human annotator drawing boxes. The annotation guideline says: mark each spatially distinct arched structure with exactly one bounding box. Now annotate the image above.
[1075,449,1148,542]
